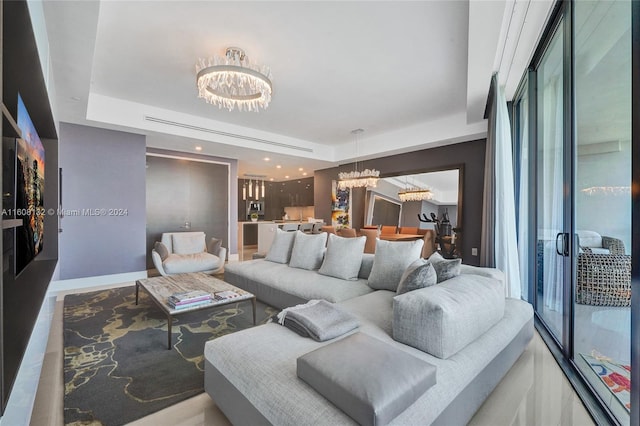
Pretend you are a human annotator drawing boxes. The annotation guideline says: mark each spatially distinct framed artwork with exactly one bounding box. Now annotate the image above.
[331,180,350,229]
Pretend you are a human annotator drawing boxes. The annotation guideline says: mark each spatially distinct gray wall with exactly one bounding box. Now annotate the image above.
[58,123,146,279]
[146,155,229,268]
[315,139,486,265]
[148,148,238,256]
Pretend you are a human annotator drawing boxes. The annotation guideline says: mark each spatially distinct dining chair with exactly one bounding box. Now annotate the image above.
[380,225,397,235]
[337,228,357,238]
[399,226,418,234]
[359,228,379,254]
[321,225,336,235]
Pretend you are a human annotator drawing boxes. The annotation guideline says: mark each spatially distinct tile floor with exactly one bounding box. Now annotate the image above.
[30,282,595,426]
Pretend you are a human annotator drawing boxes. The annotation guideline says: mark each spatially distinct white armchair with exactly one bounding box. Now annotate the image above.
[151,231,227,276]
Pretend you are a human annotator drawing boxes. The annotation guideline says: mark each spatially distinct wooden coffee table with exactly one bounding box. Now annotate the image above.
[135,272,256,349]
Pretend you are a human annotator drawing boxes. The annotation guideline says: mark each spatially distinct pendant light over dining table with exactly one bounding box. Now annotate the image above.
[337,129,379,190]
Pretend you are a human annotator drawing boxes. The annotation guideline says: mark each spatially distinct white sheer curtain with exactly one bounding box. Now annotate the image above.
[482,73,521,298]
[542,77,564,311]
[494,76,521,298]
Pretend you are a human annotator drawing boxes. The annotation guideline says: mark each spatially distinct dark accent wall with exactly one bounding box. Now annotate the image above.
[146,155,229,269]
[147,148,238,256]
[1,0,59,413]
[315,139,486,264]
[58,123,146,279]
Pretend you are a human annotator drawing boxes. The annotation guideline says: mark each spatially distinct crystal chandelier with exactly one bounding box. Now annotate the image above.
[337,129,380,190]
[398,175,432,202]
[196,47,273,112]
[398,188,433,202]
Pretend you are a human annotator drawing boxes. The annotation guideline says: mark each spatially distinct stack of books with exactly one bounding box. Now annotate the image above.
[167,290,213,310]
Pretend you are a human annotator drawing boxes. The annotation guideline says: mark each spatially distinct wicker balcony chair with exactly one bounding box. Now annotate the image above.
[576,236,630,307]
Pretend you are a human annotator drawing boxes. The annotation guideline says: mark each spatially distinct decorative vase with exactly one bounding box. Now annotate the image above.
[251,217,258,222]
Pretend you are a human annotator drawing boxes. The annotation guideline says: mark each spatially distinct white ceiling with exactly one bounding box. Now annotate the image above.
[42,0,554,181]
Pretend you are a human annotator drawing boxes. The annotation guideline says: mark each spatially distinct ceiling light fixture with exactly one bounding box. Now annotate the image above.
[398,177,432,202]
[195,146,203,151]
[196,47,273,112]
[338,129,379,190]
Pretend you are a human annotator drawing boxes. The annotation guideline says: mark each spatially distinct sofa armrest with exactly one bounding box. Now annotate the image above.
[151,250,168,276]
[393,274,505,359]
[602,236,625,255]
[218,246,227,262]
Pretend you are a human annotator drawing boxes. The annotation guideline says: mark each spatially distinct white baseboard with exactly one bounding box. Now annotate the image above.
[48,270,148,296]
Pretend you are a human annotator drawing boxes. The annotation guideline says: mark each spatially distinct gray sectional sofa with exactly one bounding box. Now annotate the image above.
[204,231,534,425]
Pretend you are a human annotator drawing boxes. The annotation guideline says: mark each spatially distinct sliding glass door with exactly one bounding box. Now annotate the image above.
[513,0,633,423]
[535,19,566,344]
[572,1,631,423]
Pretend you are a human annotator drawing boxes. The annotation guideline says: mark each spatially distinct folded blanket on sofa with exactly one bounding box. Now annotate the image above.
[276,300,359,342]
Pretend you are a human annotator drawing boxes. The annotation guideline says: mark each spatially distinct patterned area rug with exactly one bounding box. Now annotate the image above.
[581,352,631,412]
[63,286,277,426]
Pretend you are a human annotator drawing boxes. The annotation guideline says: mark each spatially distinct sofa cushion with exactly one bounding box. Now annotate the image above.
[207,237,222,256]
[154,241,169,261]
[319,234,366,280]
[393,274,505,359]
[265,228,297,264]
[297,333,437,426]
[427,252,462,283]
[163,252,222,274]
[172,233,206,255]
[367,239,424,291]
[289,232,328,270]
[396,259,437,295]
[577,230,602,248]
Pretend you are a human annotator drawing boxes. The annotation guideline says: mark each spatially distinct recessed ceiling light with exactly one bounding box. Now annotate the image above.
[298,167,304,171]
[285,175,290,179]
[269,178,274,181]
[264,157,270,161]
[195,146,203,151]
[276,165,282,169]
[303,172,308,176]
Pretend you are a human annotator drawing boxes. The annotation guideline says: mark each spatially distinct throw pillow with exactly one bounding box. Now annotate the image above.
[318,234,366,280]
[289,231,328,270]
[172,233,206,255]
[396,259,437,295]
[367,239,424,291]
[207,237,222,256]
[428,252,462,283]
[265,228,297,264]
[154,241,169,261]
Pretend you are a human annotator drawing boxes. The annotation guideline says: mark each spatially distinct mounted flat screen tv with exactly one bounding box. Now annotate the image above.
[15,94,45,275]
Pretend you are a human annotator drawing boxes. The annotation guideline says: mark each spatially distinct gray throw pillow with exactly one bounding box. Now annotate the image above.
[396,259,437,295]
[318,234,366,280]
[265,228,297,264]
[428,252,462,282]
[207,237,222,256]
[154,241,169,261]
[289,231,328,270]
[367,239,424,291]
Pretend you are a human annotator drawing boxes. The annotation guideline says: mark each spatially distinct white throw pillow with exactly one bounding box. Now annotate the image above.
[576,230,603,248]
[289,231,328,270]
[367,239,424,291]
[265,228,297,264]
[172,233,206,255]
[319,234,366,280]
